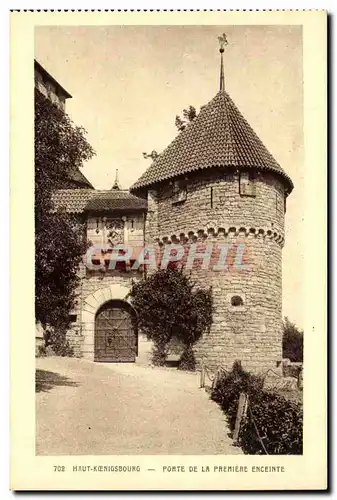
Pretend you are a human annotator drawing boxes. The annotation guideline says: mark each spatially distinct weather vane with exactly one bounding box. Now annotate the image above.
[218,33,228,91]
[218,33,228,53]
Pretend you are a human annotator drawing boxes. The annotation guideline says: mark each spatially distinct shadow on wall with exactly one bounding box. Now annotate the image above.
[35,369,79,393]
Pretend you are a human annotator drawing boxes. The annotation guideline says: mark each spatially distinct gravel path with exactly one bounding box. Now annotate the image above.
[36,356,242,455]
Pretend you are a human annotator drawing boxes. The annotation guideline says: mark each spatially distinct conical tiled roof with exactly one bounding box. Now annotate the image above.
[131,90,293,193]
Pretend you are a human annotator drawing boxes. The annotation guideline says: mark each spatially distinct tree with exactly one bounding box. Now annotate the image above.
[128,268,213,368]
[282,317,303,362]
[175,105,197,132]
[142,105,198,159]
[35,89,95,338]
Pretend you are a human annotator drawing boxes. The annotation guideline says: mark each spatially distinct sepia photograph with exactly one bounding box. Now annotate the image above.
[34,24,303,457]
[10,10,327,491]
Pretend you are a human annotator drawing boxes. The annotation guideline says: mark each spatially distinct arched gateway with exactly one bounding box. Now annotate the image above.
[94,300,138,362]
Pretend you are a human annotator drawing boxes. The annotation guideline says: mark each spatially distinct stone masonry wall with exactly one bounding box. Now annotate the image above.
[66,210,145,358]
[146,169,285,373]
[154,170,285,240]
[191,235,283,372]
[66,262,141,358]
[35,66,66,111]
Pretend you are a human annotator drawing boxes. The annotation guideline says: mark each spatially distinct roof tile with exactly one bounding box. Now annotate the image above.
[51,189,147,213]
[131,90,293,193]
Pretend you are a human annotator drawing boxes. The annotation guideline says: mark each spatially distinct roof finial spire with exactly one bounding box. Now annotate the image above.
[112,168,121,190]
[218,33,228,91]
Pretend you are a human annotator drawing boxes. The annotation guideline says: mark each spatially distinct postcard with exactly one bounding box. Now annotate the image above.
[10,9,327,491]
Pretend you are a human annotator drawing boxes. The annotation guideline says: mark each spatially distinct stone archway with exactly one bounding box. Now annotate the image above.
[80,284,132,360]
[94,299,138,362]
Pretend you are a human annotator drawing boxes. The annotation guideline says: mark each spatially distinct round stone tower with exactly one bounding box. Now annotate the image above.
[131,40,293,373]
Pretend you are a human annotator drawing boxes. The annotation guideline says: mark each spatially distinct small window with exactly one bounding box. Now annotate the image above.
[231,295,244,307]
[239,172,256,197]
[69,314,77,323]
[224,173,234,182]
[276,193,283,214]
[172,180,187,204]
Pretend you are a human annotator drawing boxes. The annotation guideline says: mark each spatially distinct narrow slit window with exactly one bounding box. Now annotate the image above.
[239,172,256,197]
[276,193,283,214]
[210,187,214,208]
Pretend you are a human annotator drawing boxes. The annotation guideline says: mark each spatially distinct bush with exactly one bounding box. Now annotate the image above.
[240,391,303,455]
[151,343,168,366]
[178,345,196,371]
[128,268,213,365]
[44,327,74,357]
[211,361,303,455]
[211,361,264,430]
[36,344,47,357]
[282,317,303,362]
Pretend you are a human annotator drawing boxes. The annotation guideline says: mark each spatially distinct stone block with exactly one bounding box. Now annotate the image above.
[81,311,95,323]
[82,303,97,315]
[84,295,99,309]
[102,286,112,303]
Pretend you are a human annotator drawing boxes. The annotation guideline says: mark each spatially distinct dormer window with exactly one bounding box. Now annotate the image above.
[239,171,256,197]
[172,180,187,205]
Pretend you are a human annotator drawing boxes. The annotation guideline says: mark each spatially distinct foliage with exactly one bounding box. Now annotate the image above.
[128,268,213,364]
[282,317,303,362]
[175,105,197,131]
[178,344,196,371]
[44,327,75,357]
[211,361,303,455]
[35,89,95,333]
[36,345,47,358]
[142,105,198,158]
[151,343,169,366]
[212,361,264,429]
[240,391,303,455]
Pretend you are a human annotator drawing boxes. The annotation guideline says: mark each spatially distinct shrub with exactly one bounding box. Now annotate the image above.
[282,317,303,362]
[211,361,303,455]
[151,343,168,366]
[240,391,303,455]
[44,327,74,357]
[211,361,264,430]
[36,344,47,357]
[178,345,196,371]
[128,268,213,365]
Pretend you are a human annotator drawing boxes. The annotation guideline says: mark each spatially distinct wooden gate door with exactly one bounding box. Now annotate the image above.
[94,300,137,362]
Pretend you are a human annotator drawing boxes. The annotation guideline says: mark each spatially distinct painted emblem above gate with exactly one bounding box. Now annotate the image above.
[105,218,124,246]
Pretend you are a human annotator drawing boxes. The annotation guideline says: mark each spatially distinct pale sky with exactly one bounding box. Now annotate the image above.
[35,25,304,329]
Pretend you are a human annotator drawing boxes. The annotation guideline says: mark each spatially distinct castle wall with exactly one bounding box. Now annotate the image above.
[66,264,141,358]
[87,215,144,249]
[66,212,145,358]
[154,170,285,239]
[35,66,67,111]
[147,170,285,373]
[190,235,283,372]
